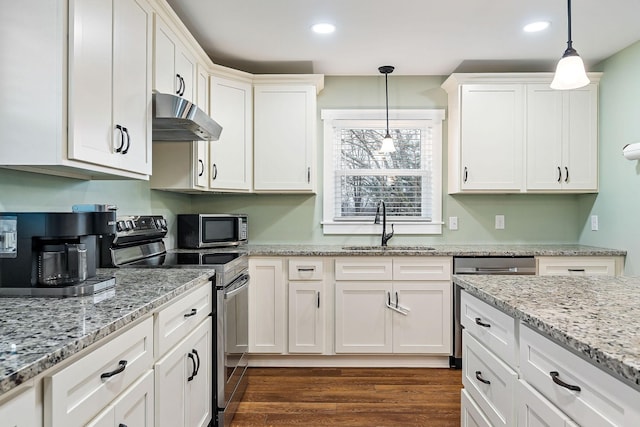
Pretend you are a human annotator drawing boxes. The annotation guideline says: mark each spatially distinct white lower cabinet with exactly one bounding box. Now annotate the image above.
[288,257,327,354]
[536,256,623,276]
[87,370,155,427]
[249,257,286,353]
[519,324,640,427]
[154,320,212,427]
[462,330,517,427]
[0,387,39,427]
[462,290,640,427]
[44,317,154,427]
[334,257,451,355]
[461,388,492,427]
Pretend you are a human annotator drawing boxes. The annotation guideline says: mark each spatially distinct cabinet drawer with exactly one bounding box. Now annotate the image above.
[155,283,212,358]
[392,257,452,281]
[463,330,517,427]
[44,317,154,427]
[335,257,393,280]
[517,379,578,427]
[288,258,324,280]
[461,388,492,427]
[519,325,640,427]
[461,291,517,367]
[536,256,618,276]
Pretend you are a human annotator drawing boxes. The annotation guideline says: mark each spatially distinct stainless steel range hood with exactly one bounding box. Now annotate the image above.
[152,92,222,141]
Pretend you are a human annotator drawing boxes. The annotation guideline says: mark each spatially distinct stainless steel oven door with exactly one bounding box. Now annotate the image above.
[216,272,249,425]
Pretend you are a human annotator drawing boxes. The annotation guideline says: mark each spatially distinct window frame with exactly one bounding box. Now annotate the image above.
[321,109,445,235]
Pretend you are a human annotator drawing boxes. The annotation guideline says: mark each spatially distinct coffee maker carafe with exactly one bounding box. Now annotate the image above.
[0,207,117,296]
[38,243,88,286]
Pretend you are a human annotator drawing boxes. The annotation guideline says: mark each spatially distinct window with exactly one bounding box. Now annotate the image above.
[321,109,444,235]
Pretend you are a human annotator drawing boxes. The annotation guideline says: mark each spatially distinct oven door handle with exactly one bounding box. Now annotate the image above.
[225,275,249,299]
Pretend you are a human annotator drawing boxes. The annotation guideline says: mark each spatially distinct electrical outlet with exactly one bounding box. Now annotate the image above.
[495,215,505,230]
[449,216,458,230]
[591,215,599,231]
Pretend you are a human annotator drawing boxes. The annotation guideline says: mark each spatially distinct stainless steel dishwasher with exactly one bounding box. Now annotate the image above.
[451,256,536,368]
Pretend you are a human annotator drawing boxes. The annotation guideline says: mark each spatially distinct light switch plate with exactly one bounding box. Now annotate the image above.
[449,216,458,230]
[591,215,599,231]
[495,215,505,230]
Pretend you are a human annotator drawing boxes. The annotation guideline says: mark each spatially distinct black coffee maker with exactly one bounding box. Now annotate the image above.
[0,206,117,296]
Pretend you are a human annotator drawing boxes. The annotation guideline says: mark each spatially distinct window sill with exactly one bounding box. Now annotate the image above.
[321,221,443,235]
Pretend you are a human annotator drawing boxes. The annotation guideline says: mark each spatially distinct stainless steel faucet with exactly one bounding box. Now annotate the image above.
[374,200,394,246]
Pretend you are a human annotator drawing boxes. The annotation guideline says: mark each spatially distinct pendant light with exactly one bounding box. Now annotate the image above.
[550,0,590,90]
[378,65,396,153]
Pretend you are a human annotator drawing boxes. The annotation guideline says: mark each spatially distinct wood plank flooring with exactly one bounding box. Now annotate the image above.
[230,367,463,426]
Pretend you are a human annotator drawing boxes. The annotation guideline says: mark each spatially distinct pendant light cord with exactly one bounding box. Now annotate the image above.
[384,72,390,135]
[566,0,573,50]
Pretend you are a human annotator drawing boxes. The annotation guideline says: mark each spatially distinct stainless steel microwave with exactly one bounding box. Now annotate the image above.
[177,214,248,248]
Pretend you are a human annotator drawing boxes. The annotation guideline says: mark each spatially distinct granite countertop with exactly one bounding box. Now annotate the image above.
[0,267,215,398]
[453,274,640,391]
[245,243,626,257]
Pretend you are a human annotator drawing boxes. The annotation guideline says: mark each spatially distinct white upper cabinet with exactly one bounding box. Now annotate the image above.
[459,84,524,192]
[153,16,196,104]
[0,0,152,179]
[69,0,153,176]
[442,73,601,194]
[209,72,254,192]
[253,76,324,193]
[526,84,599,191]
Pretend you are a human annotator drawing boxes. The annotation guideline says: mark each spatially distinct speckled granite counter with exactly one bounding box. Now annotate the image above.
[245,243,626,257]
[453,274,640,391]
[0,267,214,398]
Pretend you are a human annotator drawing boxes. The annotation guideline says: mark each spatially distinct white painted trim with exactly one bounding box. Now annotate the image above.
[321,109,445,236]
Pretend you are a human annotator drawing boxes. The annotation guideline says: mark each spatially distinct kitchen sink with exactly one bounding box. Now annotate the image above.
[341,245,436,251]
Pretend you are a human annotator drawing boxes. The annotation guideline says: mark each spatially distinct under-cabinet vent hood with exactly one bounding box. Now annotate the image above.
[152,92,222,141]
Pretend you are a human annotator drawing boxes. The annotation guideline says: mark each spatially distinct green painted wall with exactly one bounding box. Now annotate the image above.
[578,40,640,273]
[193,75,589,245]
[0,168,191,249]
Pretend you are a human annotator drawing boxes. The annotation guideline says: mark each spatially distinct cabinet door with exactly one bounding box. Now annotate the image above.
[185,321,212,427]
[392,281,451,354]
[154,17,177,96]
[175,48,196,103]
[155,321,211,427]
[111,0,152,175]
[459,84,523,191]
[335,281,392,353]
[248,258,286,353]
[288,281,324,353]
[0,387,38,427]
[526,85,564,190]
[194,141,209,189]
[67,0,114,167]
[87,370,155,427]
[209,76,253,191]
[563,85,598,191]
[253,85,316,192]
[68,0,151,175]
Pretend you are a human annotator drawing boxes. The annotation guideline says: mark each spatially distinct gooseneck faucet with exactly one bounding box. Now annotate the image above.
[374,200,394,246]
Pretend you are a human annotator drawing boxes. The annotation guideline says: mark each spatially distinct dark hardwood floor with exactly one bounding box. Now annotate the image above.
[230,367,463,426]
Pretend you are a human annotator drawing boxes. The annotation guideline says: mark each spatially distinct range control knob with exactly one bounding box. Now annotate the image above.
[116,221,126,232]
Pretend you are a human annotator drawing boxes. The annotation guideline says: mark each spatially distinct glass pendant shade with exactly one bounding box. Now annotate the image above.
[550,52,590,90]
[380,133,396,153]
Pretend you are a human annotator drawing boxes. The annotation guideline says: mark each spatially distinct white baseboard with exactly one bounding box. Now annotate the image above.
[248,354,450,368]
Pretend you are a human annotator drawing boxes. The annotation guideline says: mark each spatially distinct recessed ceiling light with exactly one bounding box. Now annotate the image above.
[312,23,336,34]
[523,21,551,33]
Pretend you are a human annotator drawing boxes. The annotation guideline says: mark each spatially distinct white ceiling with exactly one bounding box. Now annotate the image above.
[165,0,640,76]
